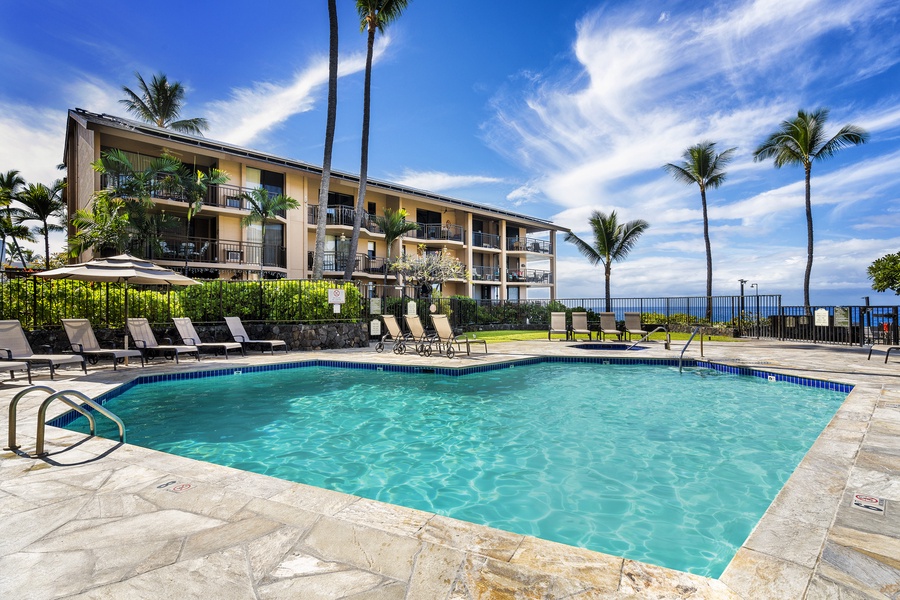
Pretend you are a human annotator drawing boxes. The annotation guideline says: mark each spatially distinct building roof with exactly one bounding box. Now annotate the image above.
[66,108,566,232]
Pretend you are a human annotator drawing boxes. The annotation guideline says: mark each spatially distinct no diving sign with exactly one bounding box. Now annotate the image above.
[328,288,346,304]
[851,493,886,515]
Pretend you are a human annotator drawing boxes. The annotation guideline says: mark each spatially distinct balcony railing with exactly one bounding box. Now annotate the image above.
[307,252,389,275]
[409,223,465,243]
[508,237,552,254]
[472,265,501,281]
[472,232,501,249]
[307,205,384,234]
[130,236,287,269]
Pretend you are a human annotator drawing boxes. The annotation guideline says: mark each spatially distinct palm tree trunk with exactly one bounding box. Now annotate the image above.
[804,164,813,310]
[313,0,338,280]
[43,224,51,270]
[701,187,713,321]
[604,262,612,312]
[344,21,376,281]
[259,222,267,280]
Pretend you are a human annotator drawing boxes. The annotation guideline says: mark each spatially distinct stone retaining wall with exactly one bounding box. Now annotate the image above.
[25,322,369,354]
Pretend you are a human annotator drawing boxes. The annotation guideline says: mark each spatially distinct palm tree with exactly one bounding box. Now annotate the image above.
[69,192,130,257]
[753,108,869,308]
[313,0,340,280]
[373,207,419,292]
[564,210,649,312]
[0,215,34,266]
[343,0,412,280]
[179,167,229,272]
[664,141,735,321]
[0,170,29,267]
[16,180,66,269]
[240,188,301,280]
[120,72,208,135]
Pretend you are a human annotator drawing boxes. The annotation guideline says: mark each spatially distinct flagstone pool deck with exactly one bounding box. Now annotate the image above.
[1,338,898,599]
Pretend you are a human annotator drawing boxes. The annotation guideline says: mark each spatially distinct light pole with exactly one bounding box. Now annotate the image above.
[738,279,747,337]
[750,283,759,338]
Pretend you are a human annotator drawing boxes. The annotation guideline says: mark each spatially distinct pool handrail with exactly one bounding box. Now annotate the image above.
[35,389,125,456]
[627,326,669,351]
[678,325,704,373]
[6,385,97,452]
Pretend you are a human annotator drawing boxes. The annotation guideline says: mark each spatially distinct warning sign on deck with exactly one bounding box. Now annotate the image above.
[851,493,886,515]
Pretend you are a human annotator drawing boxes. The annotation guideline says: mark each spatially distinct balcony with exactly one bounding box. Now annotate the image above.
[507,236,552,254]
[408,223,465,243]
[307,252,389,275]
[131,236,287,270]
[472,232,501,250]
[472,265,501,282]
[307,205,384,234]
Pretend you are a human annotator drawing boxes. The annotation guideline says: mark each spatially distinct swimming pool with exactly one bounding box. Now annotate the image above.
[65,361,845,577]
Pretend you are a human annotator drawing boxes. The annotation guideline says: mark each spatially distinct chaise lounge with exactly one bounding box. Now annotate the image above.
[0,319,86,379]
[127,318,200,363]
[599,312,621,341]
[549,312,568,341]
[173,317,245,358]
[224,316,288,354]
[624,312,649,341]
[62,318,144,370]
[570,312,592,341]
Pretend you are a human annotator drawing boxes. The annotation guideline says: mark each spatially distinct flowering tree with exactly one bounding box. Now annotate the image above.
[392,245,467,290]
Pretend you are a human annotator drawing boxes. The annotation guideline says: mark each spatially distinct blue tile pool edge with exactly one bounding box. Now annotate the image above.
[46,356,854,428]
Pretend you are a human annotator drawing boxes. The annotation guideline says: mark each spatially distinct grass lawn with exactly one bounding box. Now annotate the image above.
[467,330,740,343]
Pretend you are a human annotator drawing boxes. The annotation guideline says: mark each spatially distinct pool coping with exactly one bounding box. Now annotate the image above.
[2,340,897,598]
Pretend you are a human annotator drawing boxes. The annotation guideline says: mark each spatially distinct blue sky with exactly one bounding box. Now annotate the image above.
[2,0,900,306]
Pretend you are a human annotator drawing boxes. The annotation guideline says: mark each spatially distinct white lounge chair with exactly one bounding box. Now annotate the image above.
[599,312,621,341]
[126,318,200,363]
[549,312,568,341]
[224,316,288,354]
[571,312,592,341]
[173,317,244,358]
[62,318,144,370]
[624,312,649,341]
[0,319,86,379]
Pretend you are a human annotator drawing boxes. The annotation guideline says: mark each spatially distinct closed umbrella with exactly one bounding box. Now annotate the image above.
[38,253,200,353]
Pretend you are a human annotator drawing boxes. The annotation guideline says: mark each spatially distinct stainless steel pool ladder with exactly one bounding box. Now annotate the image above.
[627,326,670,351]
[678,325,704,373]
[5,385,125,457]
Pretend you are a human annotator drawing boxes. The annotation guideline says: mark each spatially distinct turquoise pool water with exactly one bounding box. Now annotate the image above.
[68,363,845,577]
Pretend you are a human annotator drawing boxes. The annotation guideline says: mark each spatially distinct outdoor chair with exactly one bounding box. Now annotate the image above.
[430,314,487,358]
[570,312,592,341]
[624,312,649,341]
[126,318,200,363]
[404,314,437,356]
[62,318,144,370]
[0,319,86,379]
[599,312,621,341]
[224,317,288,354]
[2,360,31,384]
[173,317,245,358]
[549,312,568,341]
[375,314,411,354]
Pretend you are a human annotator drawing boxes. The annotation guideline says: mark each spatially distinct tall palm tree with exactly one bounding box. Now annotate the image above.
[343,0,412,280]
[753,108,869,308]
[241,188,301,280]
[373,207,419,292]
[0,170,29,267]
[120,72,208,135]
[564,210,649,312]
[664,141,735,321]
[15,180,66,269]
[0,216,34,266]
[313,0,339,280]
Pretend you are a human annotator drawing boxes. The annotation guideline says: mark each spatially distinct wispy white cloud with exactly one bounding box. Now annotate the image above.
[205,39,385,146]
[393,169,504,192]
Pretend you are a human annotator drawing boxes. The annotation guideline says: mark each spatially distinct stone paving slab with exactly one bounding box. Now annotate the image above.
[1,339,899,598]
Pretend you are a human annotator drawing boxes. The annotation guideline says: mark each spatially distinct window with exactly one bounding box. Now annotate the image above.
[327,191,355,207]
[247,167,284,196]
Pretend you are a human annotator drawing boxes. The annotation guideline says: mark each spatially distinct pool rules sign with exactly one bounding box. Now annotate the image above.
[329,288,345,314]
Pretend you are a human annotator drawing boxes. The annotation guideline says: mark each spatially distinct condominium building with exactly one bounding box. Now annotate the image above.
[64,109,564,300]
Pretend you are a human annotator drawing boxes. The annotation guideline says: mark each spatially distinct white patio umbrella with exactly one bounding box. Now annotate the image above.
[37,253,200,353]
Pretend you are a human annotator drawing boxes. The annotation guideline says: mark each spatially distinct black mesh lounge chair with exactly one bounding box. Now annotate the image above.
[0,319,86,379]
[127,318,200,363]
[62,319,144,370]
[224,317,287,354]
[173,317,245,358]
